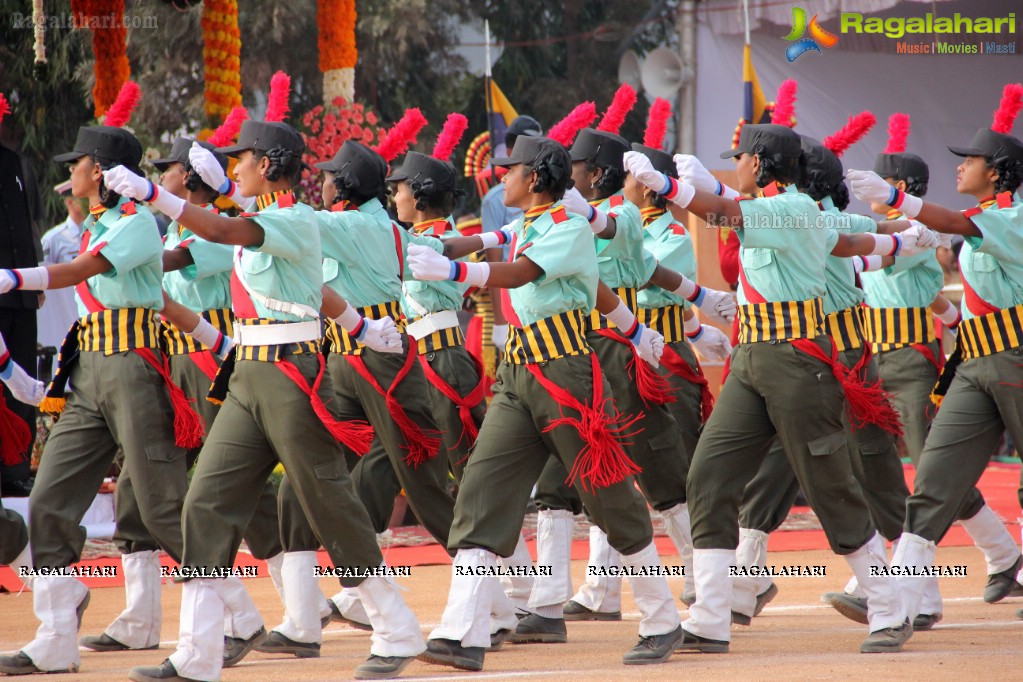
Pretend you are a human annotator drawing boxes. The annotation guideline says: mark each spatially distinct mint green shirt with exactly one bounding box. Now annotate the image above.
[163,205,233,313]
[736,186,827,304]
[638,211,695,309]
[78,197,163,315]
[241,199,323,321]
[960,197,1023,320]
[401,217,466,318]
[316,198,402,308]
[859,211,943,309]
[507,203,598,326]
[592,192,657,288]
[820,200,867,314]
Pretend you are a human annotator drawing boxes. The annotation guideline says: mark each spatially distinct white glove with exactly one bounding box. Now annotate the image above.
[695,288,737,325]
[895,223,939,256]
[0,335,45,406]
[491,323,509,350]
[0,270,16,295]
[906,220,941,249]
[561,187,594,218]
[479,228,513,250]
[846,169,895,205]
[623,151,669,194]
[103,165,152,201]
[673,154,740,199]
[189,142,230,194]
[633,324,665,368]
[688,323,732,363]
[934,304,961,329]
[358,316,404,354]
[408,244,455,281]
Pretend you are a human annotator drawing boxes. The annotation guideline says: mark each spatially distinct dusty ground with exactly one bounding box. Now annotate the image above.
[2,545,1023,681]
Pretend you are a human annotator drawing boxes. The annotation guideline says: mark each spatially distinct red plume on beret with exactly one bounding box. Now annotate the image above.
[771,79,798,128]
[823,111,876,158]
[596,84,637,135]
[547,102,597,147]
[432,113,469,162]
[991,83,1023,135]
[265,71,291,123]
[882,113,910,154]
[102,81,141,128]
[376,108,428,163]
[0,93,10,127]
[208,106,248,148]
[643,98,672,149]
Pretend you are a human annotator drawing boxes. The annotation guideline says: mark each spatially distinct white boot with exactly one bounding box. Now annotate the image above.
[274,551,323,644]
[330,587,371,627]
[662,504,695,600]
[731,528,767,619]
[682,548,735,643]
[104,550,162,649]
[265,552,286,608]
[9,540,33,590]
[20,573,89,672]
[498,532,534,611]
[489,577,518,635]
[570,525,622,614]
[527,509,574,618]
[844,533,906,632]
[960,504,1019,575]
[356,570,426,657]
[621,542,681,637]
[429,548,497,649]
[169,579,227,681]
[219,575,264,641]
[890,532,936,622]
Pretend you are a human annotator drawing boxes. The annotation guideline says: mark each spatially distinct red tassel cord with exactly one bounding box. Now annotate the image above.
[134,348,206,449]
[660,344,715,423]
[0,395,31,467]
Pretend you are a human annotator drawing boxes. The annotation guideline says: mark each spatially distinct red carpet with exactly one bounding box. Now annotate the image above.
[2,464,1018,592]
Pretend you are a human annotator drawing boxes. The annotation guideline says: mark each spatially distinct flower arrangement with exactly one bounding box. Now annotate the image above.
[84,0,131,118]
[318,0,358,105]
[201,0,242,121]
[295,97,386,206]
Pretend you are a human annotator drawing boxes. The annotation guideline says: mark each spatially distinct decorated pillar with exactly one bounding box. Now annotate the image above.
[318,0,357,105]
[201,0,243,121]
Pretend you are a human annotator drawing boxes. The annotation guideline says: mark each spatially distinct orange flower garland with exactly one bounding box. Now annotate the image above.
[85,0,131,118]
[318,0,357,105]
[202,0,242,121]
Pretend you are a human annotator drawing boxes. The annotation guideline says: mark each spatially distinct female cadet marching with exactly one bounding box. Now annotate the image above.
[848,83,1023,623]
[626,121,942,654]
[408,134,684,671]
[103,115,425,681]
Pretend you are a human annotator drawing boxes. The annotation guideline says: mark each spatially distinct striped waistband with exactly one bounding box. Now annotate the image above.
[863,306,934,353]
[737,298,824,344]
[235,318,319,362]
[637,304,686,344]
[162,308,234,355]
[415,325,465,355]
[78,308,160,354]
[325,301,406,355]
[958,304,1023,361]
[824,307,865,353]
[588,287,638,331]
[505,310,591,365]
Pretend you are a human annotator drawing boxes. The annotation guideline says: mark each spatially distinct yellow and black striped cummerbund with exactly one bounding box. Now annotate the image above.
[235,318,320,362]
[505,310,592,365]
[414,324,465,355]
[737,298,824,344]
[824,306,865,353]
[637,304,687,344]
[863,306,934,353]
[325,301,406,356]
[162,308,234,355]
[958,304,1023,361]
[588,287,638,332]
[78,308,160,354]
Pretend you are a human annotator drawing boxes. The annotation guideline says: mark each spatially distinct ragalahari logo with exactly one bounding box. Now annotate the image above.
[783,7,839,62]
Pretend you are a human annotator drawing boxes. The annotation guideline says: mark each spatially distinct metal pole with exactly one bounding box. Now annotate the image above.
[677,0,697,153]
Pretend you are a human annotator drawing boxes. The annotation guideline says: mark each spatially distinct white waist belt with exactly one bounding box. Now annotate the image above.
[405,309,460,340]
[235,320,321,346]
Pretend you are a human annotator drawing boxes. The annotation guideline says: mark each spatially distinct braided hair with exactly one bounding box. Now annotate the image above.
[990,156,1023,195]
[410,164,465,215]
[754,144,803,188]
[183,164,220,201]
[254,146,303,185]
[526,142,574,200]
[584,160,626,196]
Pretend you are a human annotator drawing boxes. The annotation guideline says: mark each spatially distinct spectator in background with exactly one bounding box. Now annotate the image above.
[37,181,85,375]
[0,140,43,497]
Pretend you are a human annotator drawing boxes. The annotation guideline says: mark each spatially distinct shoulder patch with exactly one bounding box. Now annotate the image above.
[239,212,259,218]
[120,202,137,217]
[996,191,1012,209]
[670,223,688,236]
[277,192,295,208]
[608,195,624,207]
[550,206,569,223]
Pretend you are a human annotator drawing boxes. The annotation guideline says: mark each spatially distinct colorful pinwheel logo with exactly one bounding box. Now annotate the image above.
[783,7,839,62]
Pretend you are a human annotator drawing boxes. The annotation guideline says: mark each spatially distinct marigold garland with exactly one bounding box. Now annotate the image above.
[87,0,131,119]
[201,0,242,121]
[318,0,357,105]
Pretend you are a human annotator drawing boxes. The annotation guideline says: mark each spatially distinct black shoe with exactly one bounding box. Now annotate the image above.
[327,599,373,631]
[253,630,320,658]
[675,627,729,653]
[223,625,267,667]
[0,651,51,675]
[912,612,942,631]
[353,655,415,679]
[821,592,869,625]
[1,478,33,498]
[753,582,779,616]
[487,628,512,652]
[509,613,567,643]
[417,638,484,671]
[80,632,157,652]
[680,592,696,607]
[623,625,683,665]
[731,610,751,626]
[860,619,912,653]
[129,659,202,681]
[563,599,622,621]
[984,555,1023,603]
